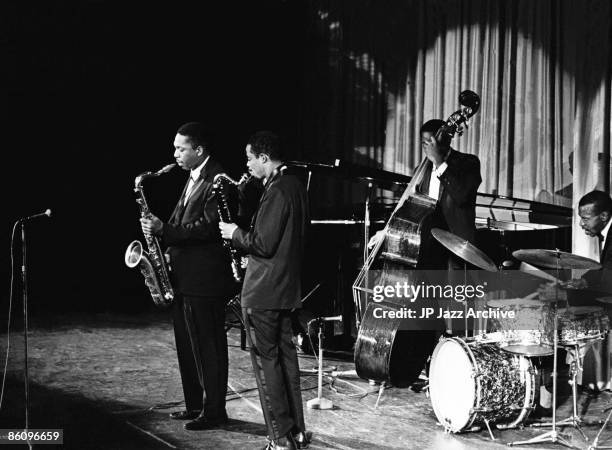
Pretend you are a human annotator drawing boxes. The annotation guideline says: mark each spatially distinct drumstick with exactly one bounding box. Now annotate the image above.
[523,291,539,300]
[519,262,561,283]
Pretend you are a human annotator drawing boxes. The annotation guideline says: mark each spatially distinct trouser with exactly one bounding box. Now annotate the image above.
[172,294,228,419]
[243,308,305,439]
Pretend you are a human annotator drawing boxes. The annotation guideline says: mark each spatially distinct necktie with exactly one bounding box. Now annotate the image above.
[597,233,604,260]
[183,174,198,206]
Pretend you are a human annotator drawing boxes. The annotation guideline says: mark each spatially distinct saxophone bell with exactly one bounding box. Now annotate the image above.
[125,240,144,268]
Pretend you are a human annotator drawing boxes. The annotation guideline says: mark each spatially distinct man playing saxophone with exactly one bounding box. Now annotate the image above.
[220,131,310,449]
[140,122,236,430]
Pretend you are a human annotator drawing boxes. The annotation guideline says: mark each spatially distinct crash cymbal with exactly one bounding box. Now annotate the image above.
[431,228,498,272]
[512,249,601,270]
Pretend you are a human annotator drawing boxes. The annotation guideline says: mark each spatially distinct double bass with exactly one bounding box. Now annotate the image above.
[353,90,481,386]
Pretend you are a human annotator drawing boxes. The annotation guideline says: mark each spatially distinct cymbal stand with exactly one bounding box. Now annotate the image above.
[509,250,574,448]
[541,342,599,441]
[463,262,468,339]
[586,340,612,449]
[589,404,612,449]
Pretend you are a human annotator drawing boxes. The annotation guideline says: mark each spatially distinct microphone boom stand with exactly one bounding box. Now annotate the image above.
[21,221,32,450]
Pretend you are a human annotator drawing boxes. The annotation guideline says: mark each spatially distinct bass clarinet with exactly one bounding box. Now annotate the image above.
[125,163,176,307]
[212,173,251,283]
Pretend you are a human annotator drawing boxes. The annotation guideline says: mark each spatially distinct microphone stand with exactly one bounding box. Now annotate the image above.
[21,222,32,450]
[305,316,343,410]
[14,211,50,450]
[357,181,373,330]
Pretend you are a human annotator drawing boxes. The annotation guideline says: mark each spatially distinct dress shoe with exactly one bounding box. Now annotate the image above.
[169,410,200,420]
[410,379,429,393]
[262,434,297,450]
[183,414,228,431]
[293,431,311,449]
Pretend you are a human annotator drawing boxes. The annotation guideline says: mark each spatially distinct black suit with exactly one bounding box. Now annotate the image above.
[415,149,481,336]
[417,149,482,244]
[162,157,235,419]
[579,226,612,389]
[232,168,308,440]
[583,227,612,295]
[233,172,308,310]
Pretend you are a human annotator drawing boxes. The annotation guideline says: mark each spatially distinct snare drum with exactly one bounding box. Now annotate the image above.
[429,337,536,433]
[558,306,609,346]
[487,298,555,356]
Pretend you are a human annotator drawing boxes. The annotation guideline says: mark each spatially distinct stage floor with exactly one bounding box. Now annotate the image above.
[2,312,612,449]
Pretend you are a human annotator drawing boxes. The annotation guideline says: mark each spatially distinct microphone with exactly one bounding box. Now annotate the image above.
[308,315,343,327]
[19,209,52,222]
[320,315,343,322]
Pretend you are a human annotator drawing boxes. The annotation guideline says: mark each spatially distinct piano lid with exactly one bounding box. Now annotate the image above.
[476,193,572,228]
[288,159,573,228]
[288,159,411,190]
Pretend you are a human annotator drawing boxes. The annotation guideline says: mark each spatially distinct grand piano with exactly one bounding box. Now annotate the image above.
[290,158,572,264]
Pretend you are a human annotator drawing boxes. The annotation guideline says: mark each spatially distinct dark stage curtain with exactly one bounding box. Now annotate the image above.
[301,0,612,388]
[302,0,612,261]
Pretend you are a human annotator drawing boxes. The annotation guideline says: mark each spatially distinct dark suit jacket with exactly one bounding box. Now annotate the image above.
[163,158,236,297]
[417,149,482,243]
[583,229,612,295]
[232,172,309,310]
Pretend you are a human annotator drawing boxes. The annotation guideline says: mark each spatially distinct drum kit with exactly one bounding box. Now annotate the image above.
[426,229,612,448]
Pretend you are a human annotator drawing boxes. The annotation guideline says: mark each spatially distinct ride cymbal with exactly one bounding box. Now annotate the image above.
[431,228,498,272]
[512,249,601,270]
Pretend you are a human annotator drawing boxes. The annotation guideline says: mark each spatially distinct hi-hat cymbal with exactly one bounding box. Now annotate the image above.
[512,249,601,270]
[431,228,498,272]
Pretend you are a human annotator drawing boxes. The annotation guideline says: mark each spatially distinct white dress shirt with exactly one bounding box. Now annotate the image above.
[600,217,612,255]
[427,161,448,200]
[184,156,209,205]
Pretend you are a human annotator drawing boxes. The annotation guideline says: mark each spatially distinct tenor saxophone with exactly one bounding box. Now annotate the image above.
[212,173,251,283]
[125,163,176,307]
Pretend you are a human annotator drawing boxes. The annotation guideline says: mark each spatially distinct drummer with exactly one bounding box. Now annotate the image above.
[562,190,612,393]
[563,190,612,296]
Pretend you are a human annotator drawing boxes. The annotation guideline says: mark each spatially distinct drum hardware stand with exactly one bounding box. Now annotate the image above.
[374,381,386,409]
[463,262,469,338]
[509,251,575,448]
[589,404,612,449]
[483,418,496,441]
[534,342,602,441]
[306,316,342,410]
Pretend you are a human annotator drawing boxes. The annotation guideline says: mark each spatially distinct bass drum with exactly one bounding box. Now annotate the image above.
[429,337,537,433]
[354,301,439,386]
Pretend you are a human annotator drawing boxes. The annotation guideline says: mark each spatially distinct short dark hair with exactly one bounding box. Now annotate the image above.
[420,119,450,146]
[248,131,283,161]
[579,190,612,214]
[176,122,211,150]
